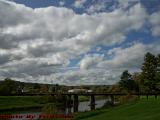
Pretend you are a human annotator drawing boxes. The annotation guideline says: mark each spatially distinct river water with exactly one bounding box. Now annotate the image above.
[10,99,107,120]
[66,99,107,113]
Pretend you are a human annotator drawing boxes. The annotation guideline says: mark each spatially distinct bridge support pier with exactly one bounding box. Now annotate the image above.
[67,95,72,113]
[61,95,67,112]
[73,95,79,112]
[90,95,95,110]
[110,95,114,105]
[67,95,72,107]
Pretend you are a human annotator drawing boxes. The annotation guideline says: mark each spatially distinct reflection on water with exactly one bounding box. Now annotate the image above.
[11,99,107,120]
[66,99,107,113]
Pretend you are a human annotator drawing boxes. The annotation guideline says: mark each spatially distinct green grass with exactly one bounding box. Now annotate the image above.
[0,96,49,112]
[78,96,90,102]
[74,96,160,120]
[78,96,107,102]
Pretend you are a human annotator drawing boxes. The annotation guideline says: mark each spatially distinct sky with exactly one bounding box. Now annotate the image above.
[0,0,160,85]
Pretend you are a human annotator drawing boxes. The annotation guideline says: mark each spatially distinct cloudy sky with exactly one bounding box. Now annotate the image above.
[0,0,160,85]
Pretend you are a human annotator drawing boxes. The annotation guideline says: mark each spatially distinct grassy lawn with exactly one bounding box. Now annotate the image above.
[79,96,107,102]
[74,96,160,120]
[78,96,90,102]
[0,96,49,112]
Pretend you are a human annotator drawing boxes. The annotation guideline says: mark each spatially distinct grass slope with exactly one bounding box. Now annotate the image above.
[75,96,160,120]
[0,96,46,112]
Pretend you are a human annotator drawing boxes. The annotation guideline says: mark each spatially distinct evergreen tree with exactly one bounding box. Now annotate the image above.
[119,70,136,92]
[141,52,157,92]
[156,54,160,74]
[155,54,160,90]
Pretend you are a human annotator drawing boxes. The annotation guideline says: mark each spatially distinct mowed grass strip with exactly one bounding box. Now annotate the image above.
[75,96,160,120]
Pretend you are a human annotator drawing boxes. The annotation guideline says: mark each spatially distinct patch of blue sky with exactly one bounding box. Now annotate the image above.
[125,30,158,45]
[12,0,160,15]
[67,55,83,68]
[140,0,160,14]
[13,0,59,8]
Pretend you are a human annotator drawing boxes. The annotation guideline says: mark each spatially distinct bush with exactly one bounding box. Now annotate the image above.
[118,94,139,104]
[41,95,56,103]
[102,101,114,109]
[42,103,58,114]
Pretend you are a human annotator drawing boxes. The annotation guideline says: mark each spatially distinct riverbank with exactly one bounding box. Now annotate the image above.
[74,96,160,120]
[78,96,107,102]
[0,95,103,112]
[0,96,46,113]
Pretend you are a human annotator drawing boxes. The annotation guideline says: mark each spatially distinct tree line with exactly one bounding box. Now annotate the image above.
[119,52,160,93]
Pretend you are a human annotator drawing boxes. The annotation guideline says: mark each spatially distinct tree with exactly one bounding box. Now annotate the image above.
[132,72,142,93]
[0,78,17,95]
[40,84,49,93]
[141,52,157,92]
[119,70,136,92]
[155,54,160,91]
[156,54,160,77]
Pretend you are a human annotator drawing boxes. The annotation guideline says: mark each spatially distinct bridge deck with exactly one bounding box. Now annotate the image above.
[10,93,160,96]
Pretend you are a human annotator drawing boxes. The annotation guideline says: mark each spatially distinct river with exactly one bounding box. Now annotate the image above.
[66,99,107,113]
[10,99,107,120]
